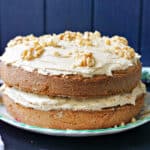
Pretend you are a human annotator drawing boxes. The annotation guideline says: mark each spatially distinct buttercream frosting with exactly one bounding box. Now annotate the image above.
[2,82,146,111]
[0,31,140,77]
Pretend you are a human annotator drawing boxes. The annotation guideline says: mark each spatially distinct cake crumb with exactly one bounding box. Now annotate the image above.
[131,117,136,123]
[120,122,125,126]
[114,125,118,128]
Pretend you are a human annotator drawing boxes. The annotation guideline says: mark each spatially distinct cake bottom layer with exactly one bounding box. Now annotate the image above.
[2,94,144,130]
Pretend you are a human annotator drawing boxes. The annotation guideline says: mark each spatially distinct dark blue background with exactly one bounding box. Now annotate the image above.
[0,0,150,65]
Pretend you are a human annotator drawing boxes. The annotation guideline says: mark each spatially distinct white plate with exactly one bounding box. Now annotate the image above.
[0,68,150,137]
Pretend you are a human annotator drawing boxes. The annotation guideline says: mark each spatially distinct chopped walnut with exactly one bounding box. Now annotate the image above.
[7,31,136,62]
[21,42,44,60]
[39,34,52,40]
[111,36,128,45]
[114,46,135,59]
[7,34,37,47]
[103,37,111,46]
[7,36,23,47]
[39,34,61,48]
[57,31,100,46]
[105,39,111,45]
[131,117,136,123]
[124,47,135,59]
[53,51,61,57]
[25,34,37,41]
[83,31,101,40]
[39,33,62,48]
[94,31,101,37]
[7,31,102,49]
[78,39,93,46]
[74,51,95,67]
[46,40,61,48]
[58,31,82,41]
[40,40,61,48]
[120,122,125,126]
[68,52,72,55]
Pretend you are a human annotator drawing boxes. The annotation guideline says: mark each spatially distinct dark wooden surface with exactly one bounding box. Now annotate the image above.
[0,120,150,150]
[0,0,150,65]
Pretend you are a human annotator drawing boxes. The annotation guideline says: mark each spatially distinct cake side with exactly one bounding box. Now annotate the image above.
[0,61,141,98]
[0,31,146,130]
[2,94,144,129]
[1,81,146,129]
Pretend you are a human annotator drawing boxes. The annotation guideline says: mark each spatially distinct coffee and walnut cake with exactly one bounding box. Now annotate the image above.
[0,31,146,129]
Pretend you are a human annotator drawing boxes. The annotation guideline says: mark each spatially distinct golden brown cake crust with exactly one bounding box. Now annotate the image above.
[2,94,144,130]
[0,62,141,98]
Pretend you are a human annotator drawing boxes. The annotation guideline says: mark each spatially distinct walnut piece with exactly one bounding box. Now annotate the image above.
[78,39,93,46]
[7,35,37,47]
[120,122,125,126]
[83,31,101,40]
[102,37,111,46]
[7,31,136,61]
[114,46,135,59]
[131,117,136,123]
[58,31,82,41]
[74,51,95,67]
[39,34,61,48]
[46,40,61,48]
[21,42,44,60]
[53,51,61,57]
[57,31,101,47]
[111,36,128,45]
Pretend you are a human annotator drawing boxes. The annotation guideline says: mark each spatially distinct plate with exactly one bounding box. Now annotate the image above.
[0,68,150,137]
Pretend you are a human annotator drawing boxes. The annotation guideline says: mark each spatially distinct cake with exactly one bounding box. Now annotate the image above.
[0,31,146,129]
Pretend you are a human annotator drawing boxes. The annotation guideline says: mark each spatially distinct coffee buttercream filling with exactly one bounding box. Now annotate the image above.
[1,81,146,111]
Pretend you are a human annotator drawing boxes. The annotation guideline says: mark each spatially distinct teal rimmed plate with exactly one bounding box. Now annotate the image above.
[0,67,150,137]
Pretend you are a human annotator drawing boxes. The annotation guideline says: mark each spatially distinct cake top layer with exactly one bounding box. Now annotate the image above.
[0,31,140,76]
